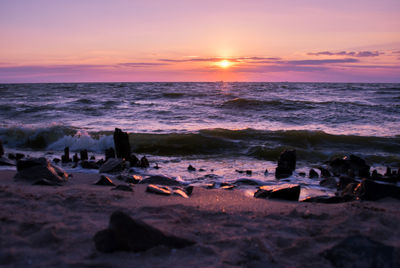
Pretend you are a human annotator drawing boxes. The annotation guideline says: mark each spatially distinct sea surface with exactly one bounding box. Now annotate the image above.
[1,82,399,197]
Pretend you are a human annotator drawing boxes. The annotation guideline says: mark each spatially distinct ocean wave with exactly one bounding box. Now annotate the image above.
[1,126,399,164]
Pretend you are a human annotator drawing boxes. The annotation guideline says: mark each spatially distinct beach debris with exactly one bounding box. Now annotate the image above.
[187,165,196,171]
[105,147,115,161]
[61,147,71,163]
[309,168,319,179]
[275,149,296,179]
[322,235,397,268]
[0,140,3,157]
[112,185,133,192]
[99,158,124,173]
[319,177,337,188]
[233,178,263,186]
[328,155,370,178]
[139,175,183,186]
[93,211,195,253]
[354,179,400,201]
[14,157,68,185]
[146,184,172,195]
[139,156,149,168]
[113,128,131,160]
[254,184,300,201]
[94,175,115,186]
[116,174,142,184]
[81,160,99,169]
[80,149,88,161]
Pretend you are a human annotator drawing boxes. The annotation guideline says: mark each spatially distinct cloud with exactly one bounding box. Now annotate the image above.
[158,56,281,63]
[118,62,169,67]
[308,51,382,57]
[283,58,359,65]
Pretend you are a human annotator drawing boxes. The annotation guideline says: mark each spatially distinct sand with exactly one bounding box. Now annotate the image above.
[1,170,399,267]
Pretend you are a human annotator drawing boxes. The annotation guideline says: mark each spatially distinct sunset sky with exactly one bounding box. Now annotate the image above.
[0,0,399,82]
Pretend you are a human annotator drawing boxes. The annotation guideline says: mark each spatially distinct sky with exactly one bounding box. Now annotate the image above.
[0,0,399,82]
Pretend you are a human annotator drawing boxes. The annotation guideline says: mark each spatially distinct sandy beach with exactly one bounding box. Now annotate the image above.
[1,170,399,267]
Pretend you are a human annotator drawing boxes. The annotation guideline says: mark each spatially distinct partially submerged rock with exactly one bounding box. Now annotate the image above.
[94,175,115,186]
[93,211,195,253]
[232,178,264,186]
[139,175,183,186]
[322,235,398,268]
[301,196,347,204]
[354,179,400,201]
[275,149,296,179]
[99,158,124,173]
[254,184,300,201]
[116,174,142,184]
[328,155,370,178]
[81,160,99,169]
[309,168,319,179]
[14,157,68,185]
[61,147,71,163]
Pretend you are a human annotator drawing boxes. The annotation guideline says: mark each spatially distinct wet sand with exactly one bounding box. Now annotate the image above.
[1,170,399,267]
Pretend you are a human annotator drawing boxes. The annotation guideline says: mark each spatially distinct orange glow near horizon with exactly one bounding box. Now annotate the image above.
[217,60,233,69]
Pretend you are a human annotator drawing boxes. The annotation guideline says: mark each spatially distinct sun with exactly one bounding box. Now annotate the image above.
[217,60,232,68]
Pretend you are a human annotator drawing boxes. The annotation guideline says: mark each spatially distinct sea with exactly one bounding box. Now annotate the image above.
[1,82,399,198]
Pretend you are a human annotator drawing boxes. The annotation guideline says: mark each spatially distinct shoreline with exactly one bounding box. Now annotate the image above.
[1,170,399,267]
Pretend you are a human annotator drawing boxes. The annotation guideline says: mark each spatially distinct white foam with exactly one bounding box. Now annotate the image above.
[47,132,114,152]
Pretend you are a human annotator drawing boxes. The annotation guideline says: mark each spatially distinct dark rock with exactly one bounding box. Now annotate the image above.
[153,163,160,169]
[184,185,194,196]
[254,184,300,201]
[221,185,236,190]
[318,167,331,178]
[32,179,55,186]
[322,235,398,268]
[275,149,296,179]
[338,176,356,190]
[309,168,319,179]
[301,196,346,203]
[94,175,115,186]
[328,155,370,178]
[93,211,195,253]
[8,153,15,160]
[264,169,268,175]
[320,177,337,188]
[81,160,99,169]
[233,178,263,186]
[0,156,15,166]
[0,140,3,157]
[139,156,149,168]
[298,172,306,177]
[246,170,252,175]
[112,185,133,192]
[371,169,382,180]
[90,155,96,160]
[99,158,124,173]
[73,153,79,163]
[340,183,357,199]
[14,157,68,185]
[61,147,71,163]
[113,128,131,160]
[384,167,392,177]
[105,147,115,161]
[354,179,400,201]
[15,153,25,161]
[128,154,140,167]
[146,184,172,195]
[80,150,88,161]
[187,165,196,171]
[139,175,182,186]
[53,158,60,164]
[205,182,216,189]
[198,168,205,172]
[116,174,142,184]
